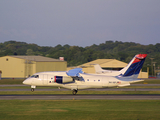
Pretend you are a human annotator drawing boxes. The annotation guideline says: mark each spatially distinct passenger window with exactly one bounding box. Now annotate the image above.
[31,75,35,78]
[35,75,39,78]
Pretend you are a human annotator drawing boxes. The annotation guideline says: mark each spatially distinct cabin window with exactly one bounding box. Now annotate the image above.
[31,75,34,78]
[98,80,100,82]
[31,75,39,78]
[35,75,39,78]
[87,79,89,81]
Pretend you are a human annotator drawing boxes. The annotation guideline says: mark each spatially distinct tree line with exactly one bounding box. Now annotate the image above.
[0,40,160,74]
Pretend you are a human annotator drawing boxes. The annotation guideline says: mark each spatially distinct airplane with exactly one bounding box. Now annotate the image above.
[23,54,147,95]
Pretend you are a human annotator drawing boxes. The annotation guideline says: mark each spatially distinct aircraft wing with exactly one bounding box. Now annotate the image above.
[66,68,83,77]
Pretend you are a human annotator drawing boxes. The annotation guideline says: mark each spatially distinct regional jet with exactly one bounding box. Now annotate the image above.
[23,54,147,95]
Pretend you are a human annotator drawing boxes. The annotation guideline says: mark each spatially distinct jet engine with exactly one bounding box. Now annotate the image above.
[54,76,73,83]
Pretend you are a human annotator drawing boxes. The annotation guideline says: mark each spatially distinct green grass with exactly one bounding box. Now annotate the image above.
[0,80,160,119]
[1,79,160,120]
[0,100,160,120]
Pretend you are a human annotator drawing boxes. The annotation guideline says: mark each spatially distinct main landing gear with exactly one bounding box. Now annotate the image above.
[72,89,78,95]
[31,88,34,92]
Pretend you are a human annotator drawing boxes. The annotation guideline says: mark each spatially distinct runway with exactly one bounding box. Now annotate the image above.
[1,88,160,91]
[0,94,160,100]
[0,84,160,91]
[0,84,160,100]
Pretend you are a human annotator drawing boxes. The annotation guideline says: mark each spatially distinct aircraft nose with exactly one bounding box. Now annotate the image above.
[23,79,32,85]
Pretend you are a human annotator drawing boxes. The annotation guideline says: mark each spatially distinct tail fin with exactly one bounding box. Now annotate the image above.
[94,64,118,74]
[94,64,107,73]
[120,54,147,77]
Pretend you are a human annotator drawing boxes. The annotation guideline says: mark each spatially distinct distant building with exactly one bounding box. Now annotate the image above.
[0,56,67,78]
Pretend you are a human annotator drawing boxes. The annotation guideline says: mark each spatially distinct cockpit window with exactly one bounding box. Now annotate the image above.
[31,75,39,78]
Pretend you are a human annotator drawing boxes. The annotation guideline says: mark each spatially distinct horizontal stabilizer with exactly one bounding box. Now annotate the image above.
[129,79,144,83]
[118,83,130,87]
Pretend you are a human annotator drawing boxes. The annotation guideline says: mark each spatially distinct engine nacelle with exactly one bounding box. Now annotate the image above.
[54,76,73,83]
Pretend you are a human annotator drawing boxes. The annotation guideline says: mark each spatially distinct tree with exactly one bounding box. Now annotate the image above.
[26,49,34,55]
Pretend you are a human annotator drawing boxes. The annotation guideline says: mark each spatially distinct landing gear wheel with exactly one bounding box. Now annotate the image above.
[31,88,34,92]
[72,89,77,95]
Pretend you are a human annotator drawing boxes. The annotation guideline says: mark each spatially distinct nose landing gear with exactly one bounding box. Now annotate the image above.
[31,85,36,92]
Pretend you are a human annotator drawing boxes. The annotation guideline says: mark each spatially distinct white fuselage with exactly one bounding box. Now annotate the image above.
[23,71,132,90]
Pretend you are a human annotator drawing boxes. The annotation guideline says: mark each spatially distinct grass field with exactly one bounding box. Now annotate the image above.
[0,100,160,120]
[0,79,160,120]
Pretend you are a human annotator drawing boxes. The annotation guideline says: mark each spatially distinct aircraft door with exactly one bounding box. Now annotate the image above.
[43,74,48,85]
[102,77,109,87]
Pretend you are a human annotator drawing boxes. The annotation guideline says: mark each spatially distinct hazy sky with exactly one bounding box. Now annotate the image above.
[0,0,160,47]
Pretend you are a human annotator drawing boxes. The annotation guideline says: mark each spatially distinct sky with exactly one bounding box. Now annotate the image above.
[0,0,160,47]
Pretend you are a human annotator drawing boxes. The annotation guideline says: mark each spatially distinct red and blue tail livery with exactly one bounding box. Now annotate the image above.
[122,54,147,77]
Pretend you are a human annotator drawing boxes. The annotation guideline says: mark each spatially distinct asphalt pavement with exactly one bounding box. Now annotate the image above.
[0,84,160,100]
[0,94,160,100]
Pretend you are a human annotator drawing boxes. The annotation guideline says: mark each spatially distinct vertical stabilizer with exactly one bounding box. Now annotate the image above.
[120,54,147,77]
[94,64,105,73]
